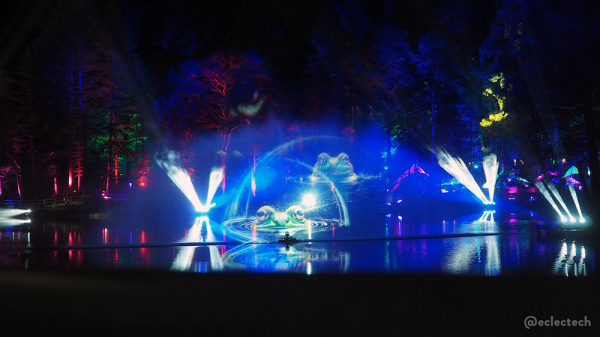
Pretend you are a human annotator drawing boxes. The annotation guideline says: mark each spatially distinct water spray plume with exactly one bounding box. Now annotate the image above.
[547,183,574,221]
[534,181,565,221]
[434,149,489,204]
[482,154,499,203]
[156,151,204,211]
[0,209,30,218]
[156,151,223,213]
[568,184,585,223]
[204,168,224,212]
[225,137,350,227]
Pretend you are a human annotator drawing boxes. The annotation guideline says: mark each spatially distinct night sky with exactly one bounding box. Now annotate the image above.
[1,0,499,86]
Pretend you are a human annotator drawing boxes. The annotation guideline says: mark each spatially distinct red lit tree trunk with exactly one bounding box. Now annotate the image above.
[106,51,118,194]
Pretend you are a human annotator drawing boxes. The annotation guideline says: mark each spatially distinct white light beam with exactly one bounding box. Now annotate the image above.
[535,181,565,222]
[547,183,574,222]
[482,154,499,203]
[435,149,490,204]
[568,185,584,222]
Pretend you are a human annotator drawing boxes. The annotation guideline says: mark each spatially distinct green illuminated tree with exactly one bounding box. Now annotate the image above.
[2,0,152,198]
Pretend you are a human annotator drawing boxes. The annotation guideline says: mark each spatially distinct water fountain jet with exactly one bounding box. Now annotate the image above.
[482,154,499,204]
[547,182,574,222]
[155,151,224,214]
[534,181,566,222]
[434,148,490,204]
[568,185,585,223]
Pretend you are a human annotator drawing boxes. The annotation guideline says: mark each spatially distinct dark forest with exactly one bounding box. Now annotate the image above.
[1,0,599,225]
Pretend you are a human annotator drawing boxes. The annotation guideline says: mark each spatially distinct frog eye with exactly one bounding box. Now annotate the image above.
[256,210,267,218]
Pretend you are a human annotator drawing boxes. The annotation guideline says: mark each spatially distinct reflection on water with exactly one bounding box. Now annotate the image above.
[443,213,500,275]
[222,243,351,274]
[172,216,223,271]
[444,236,500,275]
[553,241,587,277]
[0,214,595,276]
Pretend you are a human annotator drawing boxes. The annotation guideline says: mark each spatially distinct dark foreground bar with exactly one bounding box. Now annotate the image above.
[0,270,597,335]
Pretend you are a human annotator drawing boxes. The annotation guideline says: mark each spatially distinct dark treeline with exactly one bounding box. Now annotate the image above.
[0,0,599,225]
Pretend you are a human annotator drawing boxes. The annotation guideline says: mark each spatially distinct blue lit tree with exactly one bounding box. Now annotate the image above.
[480,0,600,226]
[305,4,372,132]
[370,22,417,169]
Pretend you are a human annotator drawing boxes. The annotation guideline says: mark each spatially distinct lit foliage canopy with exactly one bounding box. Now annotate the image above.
[480,73,508,128]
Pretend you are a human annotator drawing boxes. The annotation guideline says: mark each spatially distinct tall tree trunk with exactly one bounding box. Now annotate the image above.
[107,51,117,193]
[69,55,74,190]
[27,97,36,199]
[76,49,84,192]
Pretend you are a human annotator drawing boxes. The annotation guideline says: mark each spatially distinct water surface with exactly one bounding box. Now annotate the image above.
[0,210,593,277]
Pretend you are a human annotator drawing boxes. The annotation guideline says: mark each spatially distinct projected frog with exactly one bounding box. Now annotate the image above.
[310,152,357,184]
[251,205,308,228]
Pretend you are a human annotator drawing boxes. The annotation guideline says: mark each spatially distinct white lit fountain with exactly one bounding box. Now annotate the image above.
[222,137,352,242]
[155,150,225,271]
[534,180,586,225]
[0,209,32,226]
[434,149,498,205]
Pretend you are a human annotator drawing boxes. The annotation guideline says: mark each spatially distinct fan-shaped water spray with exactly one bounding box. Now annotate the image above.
[434,148,490,204]
[155,151,223,213]
[224,137,352,234]
[482,154,499,203]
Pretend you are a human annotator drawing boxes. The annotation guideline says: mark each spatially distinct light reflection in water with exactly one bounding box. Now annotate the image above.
[442,235,501,275]
[553,241,586,277]
[0,209,594,277]
[443,214,501,275]
[171,218,203,271]
[171,216,224,272]
[485,236,500,276]
[222,243,350,273]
